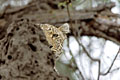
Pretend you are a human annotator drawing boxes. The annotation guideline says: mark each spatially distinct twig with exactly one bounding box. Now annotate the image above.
[67,37,85,80]
[100,47,120,75]
[67,0,101,78]
[66,0,101,79]
[74,36,101,80]
[66,1,85,79]
[109,67,120,73]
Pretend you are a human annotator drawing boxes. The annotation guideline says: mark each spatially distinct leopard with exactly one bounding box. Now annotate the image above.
[37,23,70,59]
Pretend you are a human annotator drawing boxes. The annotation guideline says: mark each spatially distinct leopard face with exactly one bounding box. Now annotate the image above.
[40,23,69,58]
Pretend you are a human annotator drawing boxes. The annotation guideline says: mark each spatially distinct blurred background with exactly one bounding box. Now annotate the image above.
[0,0,120,80]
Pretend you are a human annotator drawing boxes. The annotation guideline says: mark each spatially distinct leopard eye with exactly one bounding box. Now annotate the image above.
[52,34,58,38]
[49,45,53,48]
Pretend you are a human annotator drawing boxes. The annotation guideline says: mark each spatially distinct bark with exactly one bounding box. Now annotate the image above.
[0,18,69,80]
[0,1,119,44]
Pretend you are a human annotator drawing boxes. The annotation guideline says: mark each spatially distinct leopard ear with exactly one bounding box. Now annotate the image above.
[59,23,70,34]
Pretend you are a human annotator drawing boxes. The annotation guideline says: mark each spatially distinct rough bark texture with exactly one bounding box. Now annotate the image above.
[0,1,120,44]
[0,18,69,80]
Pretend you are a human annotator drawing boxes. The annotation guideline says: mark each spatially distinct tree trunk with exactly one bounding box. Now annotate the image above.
[0,18,69,80]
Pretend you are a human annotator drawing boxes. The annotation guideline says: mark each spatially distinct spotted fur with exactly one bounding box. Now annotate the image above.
[40,23,70,58]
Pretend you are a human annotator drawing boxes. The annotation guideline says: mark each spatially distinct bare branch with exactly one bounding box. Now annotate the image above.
[100,47,120,75]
